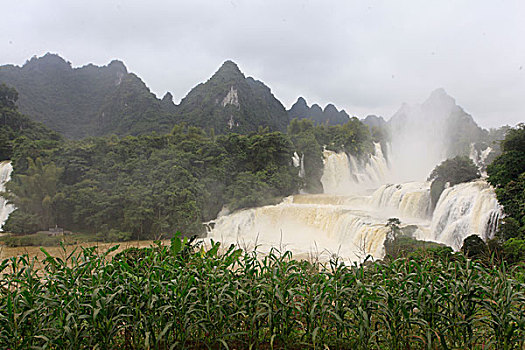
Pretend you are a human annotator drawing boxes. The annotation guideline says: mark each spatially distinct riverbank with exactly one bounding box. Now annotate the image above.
[0,239,170,262]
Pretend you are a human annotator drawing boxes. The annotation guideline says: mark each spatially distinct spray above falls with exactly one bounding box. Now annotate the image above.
[387,89,487,183]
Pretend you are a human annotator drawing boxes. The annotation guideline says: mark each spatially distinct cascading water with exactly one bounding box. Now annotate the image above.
[469,143,493,176]
[0,161,15,231]
[321,143,389,194]
[208,140,502,261]
[429,180,501,248]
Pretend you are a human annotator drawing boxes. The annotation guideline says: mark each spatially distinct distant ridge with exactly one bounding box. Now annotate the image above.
[288,97,350,125]
[0,53,176,138]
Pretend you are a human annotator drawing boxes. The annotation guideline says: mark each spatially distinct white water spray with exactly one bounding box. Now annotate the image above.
[0,161,15,231]
[321,143,389,194]
[429,180,501,248]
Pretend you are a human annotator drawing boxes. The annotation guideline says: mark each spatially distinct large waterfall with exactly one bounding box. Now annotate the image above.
[208,143,501,261]
[0,161,15,232]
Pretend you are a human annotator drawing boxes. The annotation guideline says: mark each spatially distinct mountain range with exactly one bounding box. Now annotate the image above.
[0,54,176,138]
[288,97,350,125]
[0,53,495,161]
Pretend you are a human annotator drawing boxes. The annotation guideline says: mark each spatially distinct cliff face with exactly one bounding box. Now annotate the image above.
[175,61,289,134]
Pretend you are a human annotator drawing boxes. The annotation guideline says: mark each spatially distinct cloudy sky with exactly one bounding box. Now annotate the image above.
[1,0,523,128]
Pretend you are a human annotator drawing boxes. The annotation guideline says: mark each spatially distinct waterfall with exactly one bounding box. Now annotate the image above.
[469,143,493,176]
[0,161,15,231]
[292,152,305,178]
[429,180,501,248]
[208,140,503,261]
[369,182,431,220]
[208,196,390,261]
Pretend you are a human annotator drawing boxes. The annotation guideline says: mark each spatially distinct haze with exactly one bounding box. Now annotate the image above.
[1,0,524,128]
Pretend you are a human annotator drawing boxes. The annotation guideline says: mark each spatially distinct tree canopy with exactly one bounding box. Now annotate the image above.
[487,123,525,240]
[427,156,480,186]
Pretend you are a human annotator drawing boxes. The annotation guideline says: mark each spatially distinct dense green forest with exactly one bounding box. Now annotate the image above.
[1,84,377,239]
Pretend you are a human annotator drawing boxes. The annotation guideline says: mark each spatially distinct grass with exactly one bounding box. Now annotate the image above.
[1,235,524,349]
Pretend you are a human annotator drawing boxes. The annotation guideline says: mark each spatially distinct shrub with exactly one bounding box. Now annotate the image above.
[503,238,525,264]
[461,234,487,259]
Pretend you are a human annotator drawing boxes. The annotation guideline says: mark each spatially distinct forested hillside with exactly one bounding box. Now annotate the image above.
[1,79,377,239]
[0,84,61,163]
[174,60,289,134]
[487,123,525,255]
[0,54,176,138]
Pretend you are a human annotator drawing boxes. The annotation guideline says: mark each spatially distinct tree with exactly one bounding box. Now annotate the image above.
[0,84,18,110]
[428,156,480,186]
[384,218,402,257]
[461,234,487,259]
[2,158,63,232]
[487,124,525,241]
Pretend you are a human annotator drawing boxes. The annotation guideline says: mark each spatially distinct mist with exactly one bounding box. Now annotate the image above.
[1,0,524,128]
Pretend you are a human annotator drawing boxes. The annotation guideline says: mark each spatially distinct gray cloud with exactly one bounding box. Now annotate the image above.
[1,0,524,128]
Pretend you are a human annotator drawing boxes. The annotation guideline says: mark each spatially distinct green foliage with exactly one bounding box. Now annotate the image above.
[487,124,525,241]
[385,235,452,260]
[288,117,375,193]
[427,156,480,209]
[5,128,301,238]
[3,158,63,233]
[1,239,524,349]
[501,123,525,153]
[175,60,289,134]
[498,217,525,241]
[461,234,488,259]
[0,54,176,138]
[0,84,61,162]
[383,218,450,260]
[428,156,480,186]
[0,83,17,109]
[503,238,525,264]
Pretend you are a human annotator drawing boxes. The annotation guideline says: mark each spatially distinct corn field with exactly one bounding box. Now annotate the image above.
[1,237,524,349]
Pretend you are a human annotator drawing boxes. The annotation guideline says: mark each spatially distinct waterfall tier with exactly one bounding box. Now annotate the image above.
[321,142,389,194]
[430,180,501,248]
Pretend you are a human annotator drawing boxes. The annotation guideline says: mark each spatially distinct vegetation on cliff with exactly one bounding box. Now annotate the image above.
[0,54,176,138]
[175,60,289,134]
[0,83,61,163]
[487,123,525,243]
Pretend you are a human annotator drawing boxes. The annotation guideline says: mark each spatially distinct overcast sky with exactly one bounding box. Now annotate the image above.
[1,0,524,128]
